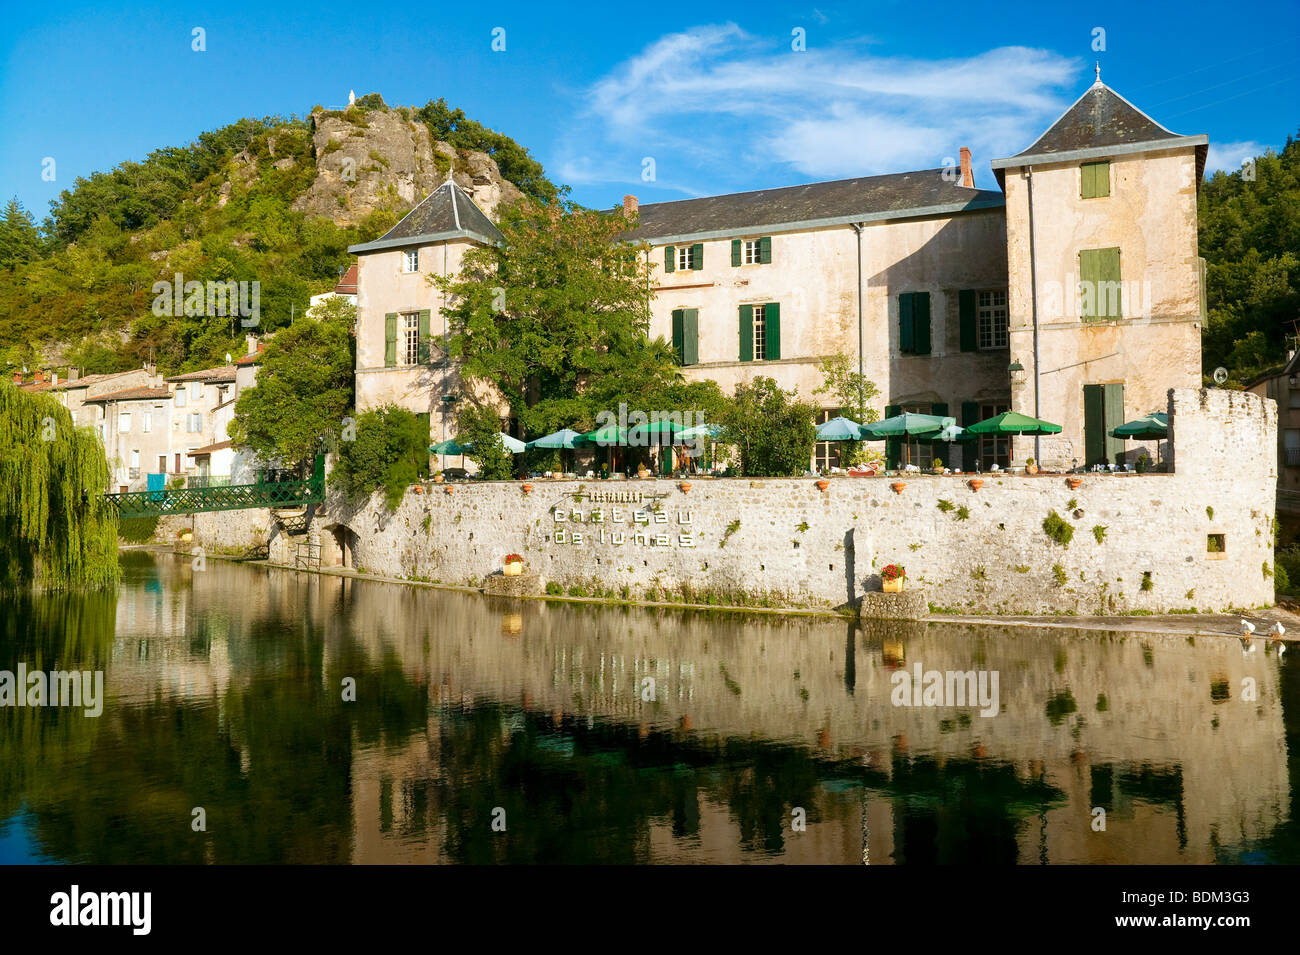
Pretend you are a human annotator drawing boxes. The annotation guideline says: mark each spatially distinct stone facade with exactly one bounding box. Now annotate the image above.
[187,388,1276,615]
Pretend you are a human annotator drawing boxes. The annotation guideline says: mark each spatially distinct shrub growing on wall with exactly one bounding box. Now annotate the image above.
[459,403,514,480]
[333,405,429,509]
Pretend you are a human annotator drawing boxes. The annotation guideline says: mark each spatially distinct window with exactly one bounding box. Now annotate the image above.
[731,237,771,266]
[403,249,419,273]
[1288,392,1300,410]
[158,455,167,473]
[815,409,842,472]
[977,290,1009,349]
[142,410,152,433]
[752,304,767,361]
[174,388,187,408]
[671,308,699,366]
[118,411,131,433]
[1081,161,1110,199]
[898,292,932,355]
[187,413,203,433]
[663,244,703,273]
[1286,429,1300,467]
[1079,248,1122,320]
[130,450,140,477]
[191,381,203,400]
[401,312,421,366]
[738,303,781,361]
[677,246,696,271]
[972,402,1010,471]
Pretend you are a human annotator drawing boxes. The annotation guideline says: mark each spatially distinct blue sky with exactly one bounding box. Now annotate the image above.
[2,0,1297,220]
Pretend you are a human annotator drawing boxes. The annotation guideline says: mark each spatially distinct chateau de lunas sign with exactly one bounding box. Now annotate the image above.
[549,491,695,548]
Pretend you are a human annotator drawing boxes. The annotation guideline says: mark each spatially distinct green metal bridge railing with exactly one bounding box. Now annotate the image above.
[105,457,325,519]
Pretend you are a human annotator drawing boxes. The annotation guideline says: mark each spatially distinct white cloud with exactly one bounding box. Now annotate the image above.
[562,24,1084,195]
[1205,140,1267,174]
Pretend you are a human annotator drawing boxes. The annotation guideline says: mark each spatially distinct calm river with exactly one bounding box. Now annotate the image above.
[2,551,1298,864]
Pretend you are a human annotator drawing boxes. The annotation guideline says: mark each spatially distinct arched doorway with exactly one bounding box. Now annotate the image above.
[321,523,359,568]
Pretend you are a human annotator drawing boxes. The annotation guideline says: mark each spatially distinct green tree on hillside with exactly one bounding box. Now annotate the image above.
[0,198,42,269]
[228,298,355,467]
[415,98,558,204]
[1199,134,1300,383]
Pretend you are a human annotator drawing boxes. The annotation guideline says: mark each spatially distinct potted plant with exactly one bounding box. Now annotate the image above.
[1025,457,1038,475]
[931,457,944,475]
[504,553,525,576]
[522,483,534,494]
[881,564,907,593]
[1066,476,1082,490]
[433,470,445,484]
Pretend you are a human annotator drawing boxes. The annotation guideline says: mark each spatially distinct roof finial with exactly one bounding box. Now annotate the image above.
[1094,61,1101,84]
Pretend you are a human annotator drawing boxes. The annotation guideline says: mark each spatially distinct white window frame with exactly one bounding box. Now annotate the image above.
[117,411,131,433]
[402,249,419,273]
[142,410,152,434]
[174,388,187,408]
[744,239,762,265]
[977,289,1009,350]
[752,304,767,362]
[191,381,203,400]
[400,312,421,366]
[677,246,695,271]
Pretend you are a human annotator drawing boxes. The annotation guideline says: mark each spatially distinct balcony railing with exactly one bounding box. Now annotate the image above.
[188,475,231,488]
[1286,448,1300,468]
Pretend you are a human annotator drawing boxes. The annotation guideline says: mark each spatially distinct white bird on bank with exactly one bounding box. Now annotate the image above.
[1241,619,1256,637]
[1270,621,1286,638]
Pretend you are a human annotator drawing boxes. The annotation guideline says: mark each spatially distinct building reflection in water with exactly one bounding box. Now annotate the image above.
[0,552,1293,864]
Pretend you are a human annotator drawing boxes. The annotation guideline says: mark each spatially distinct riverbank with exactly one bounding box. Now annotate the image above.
[125,543,1300,639]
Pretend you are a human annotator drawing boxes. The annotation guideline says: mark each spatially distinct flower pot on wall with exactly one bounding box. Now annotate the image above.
[883,578,904,593]
[816,480,829,492]
[968,479,984,491]
[504,562,523,576]
[679,482,692,493]
[1067,477,1082,490]
[891,482,906,494]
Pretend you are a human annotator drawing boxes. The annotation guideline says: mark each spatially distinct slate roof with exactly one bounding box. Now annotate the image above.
[166,366,238,383]
[620,170,1004,244]
[49,370,136,391]
[991,80,1208,186]
[348,181,503,254]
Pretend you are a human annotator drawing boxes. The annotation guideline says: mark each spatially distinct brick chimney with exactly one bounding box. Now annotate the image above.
[959,147,973,188]
[34,370,47,384]
[246,333,259,356]
[623,194,638,217]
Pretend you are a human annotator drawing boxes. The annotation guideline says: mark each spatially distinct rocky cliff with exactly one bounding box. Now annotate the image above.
[292,107,524,226]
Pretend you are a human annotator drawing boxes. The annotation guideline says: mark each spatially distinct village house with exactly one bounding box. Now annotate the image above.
[1247,353,1300,534]
[347,72,1206,472]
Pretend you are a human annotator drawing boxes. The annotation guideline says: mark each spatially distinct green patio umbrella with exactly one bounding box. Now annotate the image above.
[1111,412,1167,440]
[964,411,1062,435]
[525,429,585,450]
[860,412,953,467]
[815,416,865,441]
[429,438,467,455]
[679,422,724,440]
[1112,412,1168,466]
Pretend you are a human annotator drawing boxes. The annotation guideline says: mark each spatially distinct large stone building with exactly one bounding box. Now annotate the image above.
[349,72,1207,472]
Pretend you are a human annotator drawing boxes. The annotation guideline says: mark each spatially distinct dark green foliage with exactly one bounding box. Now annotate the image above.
[415,98,558,204]
[333,405,429,510]
[459,403,514,480]
[117,516,160,544]
[0,198,43,269]
[228,299,355,467]
[716,376,816,477]
[1199,134,1300,383]
[0,381,119,590]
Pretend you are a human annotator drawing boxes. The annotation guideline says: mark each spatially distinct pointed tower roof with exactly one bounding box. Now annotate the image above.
[347,180,504,254]
[991,76,1208,187]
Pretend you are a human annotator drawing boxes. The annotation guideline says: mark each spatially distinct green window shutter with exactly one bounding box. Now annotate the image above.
[899,293,915,353]
[766,302,781,360]
[961,401,979,426]
[1082,161,1110,199]
[914,292,931,355]
[1079,250,1101,320]
[384,312,397,367]
[760,236,772,264]
[671,309,685,365]
[1101,247,1121,319]
[691,243,704,270]
[885,404,902,469]
[1103,383,1126,463]
[664,246,675,273]
[959,289,978,352]
[731,239,742,267]
[682,309,699,366]
[417,309,431,363]
[1083,384,1105,466]
[739,305,753,362]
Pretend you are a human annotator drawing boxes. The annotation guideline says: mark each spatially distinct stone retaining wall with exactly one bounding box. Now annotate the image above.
[179,388,1278,614]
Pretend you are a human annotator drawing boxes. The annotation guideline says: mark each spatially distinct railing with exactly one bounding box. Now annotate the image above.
[1286,448,1300,468]
[105,457,324,518]
[188,475,231,488]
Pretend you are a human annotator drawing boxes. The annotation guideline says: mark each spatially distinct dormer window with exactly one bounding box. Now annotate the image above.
[1081,161,1110,199]
[402,249,419,273]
